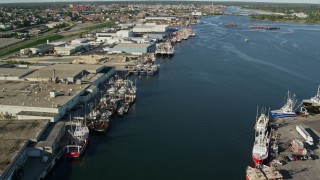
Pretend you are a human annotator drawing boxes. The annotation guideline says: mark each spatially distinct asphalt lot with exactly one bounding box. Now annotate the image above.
[274,115,320,180]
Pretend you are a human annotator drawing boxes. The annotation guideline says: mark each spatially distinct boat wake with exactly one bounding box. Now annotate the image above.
[222,44,310,81]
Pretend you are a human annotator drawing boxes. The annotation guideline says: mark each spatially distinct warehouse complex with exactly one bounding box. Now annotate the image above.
[0,64,115,122]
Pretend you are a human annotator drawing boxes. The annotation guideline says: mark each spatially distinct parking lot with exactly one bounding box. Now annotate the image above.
[274,115,320,179]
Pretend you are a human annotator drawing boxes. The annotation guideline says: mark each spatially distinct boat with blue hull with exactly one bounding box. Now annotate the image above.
[271,91,297,118]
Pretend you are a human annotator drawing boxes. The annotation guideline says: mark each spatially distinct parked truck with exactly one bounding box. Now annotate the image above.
[296,125,314,145]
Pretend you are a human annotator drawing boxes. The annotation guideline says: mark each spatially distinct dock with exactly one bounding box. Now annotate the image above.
[269,115,320,179]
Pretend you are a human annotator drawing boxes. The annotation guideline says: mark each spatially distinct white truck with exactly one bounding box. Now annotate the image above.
[296,125,314,145]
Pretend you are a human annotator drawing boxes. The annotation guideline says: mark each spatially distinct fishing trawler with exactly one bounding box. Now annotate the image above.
[271,91,297,118]
[302,85,320,107]
[255,108,269,133]
[252,108,270,166]
[87,109,110,133]
[252,131,270,165]
[65,118,89,158]
[155,41,174,56]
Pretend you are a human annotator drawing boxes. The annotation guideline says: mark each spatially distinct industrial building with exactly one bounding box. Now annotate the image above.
[133,24,168,33]
[144,16,177,21]
[0,120,49,180]
[96,31,117,38]
[0,68,35,81]
[131,37,155,44]
[116,30,134,38]
[191,11,202,16]
[20,44,54,55]
[107,43,155,55]
[142,33,165,41]
[54,44,87,56]
[0,64,116,122]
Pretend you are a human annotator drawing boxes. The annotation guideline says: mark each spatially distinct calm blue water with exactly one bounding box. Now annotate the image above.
[47,15,320,179]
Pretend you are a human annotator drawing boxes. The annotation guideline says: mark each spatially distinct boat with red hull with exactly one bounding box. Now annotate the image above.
[65,118,89,158]
[252,108,270,166]
[65,139,88,158]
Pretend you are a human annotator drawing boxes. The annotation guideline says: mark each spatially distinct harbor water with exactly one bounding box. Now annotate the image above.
[47,15,320,179]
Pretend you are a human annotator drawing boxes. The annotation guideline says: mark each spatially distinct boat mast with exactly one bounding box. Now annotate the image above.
[256,106,259,124]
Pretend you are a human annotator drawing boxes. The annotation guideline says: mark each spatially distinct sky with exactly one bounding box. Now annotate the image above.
[0,0,319,4]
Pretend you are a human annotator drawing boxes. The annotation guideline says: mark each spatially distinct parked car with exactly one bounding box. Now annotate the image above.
[280,160,287,165]
[286,154,294,161]
[302,155,308,160]
[309,154,319,160]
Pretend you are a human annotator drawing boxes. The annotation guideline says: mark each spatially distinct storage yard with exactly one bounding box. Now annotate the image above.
[272,115,320,179]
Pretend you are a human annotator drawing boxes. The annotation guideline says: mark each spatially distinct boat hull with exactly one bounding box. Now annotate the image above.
[252,155,264,166]
[65,140,88,158]
[271,112,296,118]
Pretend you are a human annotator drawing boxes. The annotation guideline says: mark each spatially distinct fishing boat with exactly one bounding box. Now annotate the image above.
[147,64,159,76]
[87,118,110,133]
[302,85,320,107]
[254,108,269,133]
[65,118,89,158]
[117,106,124,116]
[271,91,297,118]
[107,87,116,95]
[139,68,147,76]
[252,131,270,166]
[123,103,130,113]
[252,108,270,166]
[87,110,110,133]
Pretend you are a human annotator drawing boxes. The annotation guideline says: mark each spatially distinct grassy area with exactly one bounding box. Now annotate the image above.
[0,34,64,57]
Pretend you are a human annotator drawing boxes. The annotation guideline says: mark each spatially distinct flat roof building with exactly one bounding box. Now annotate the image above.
[0,120,49,180]
[108,43,155,55]
[54,44,85,56]
[0,65,116,122]
[133,25,168,33]
[0,68,35,81]
[145,16,177,21]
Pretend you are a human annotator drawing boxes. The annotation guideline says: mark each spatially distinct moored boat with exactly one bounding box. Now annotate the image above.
[302,85,320,107]
[255,108,269,133]
[252,131,269,166]
[252,108,270,166]
[271,91,297,118]
[65,118,89,158]
[117,106,124,116]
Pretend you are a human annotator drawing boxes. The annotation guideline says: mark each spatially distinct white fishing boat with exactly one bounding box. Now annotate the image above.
[271,91,297,118]
[252,131,270,165]
[107,87,116,95]
[302,85,320,107]
[65,118,89,158]
[254,107,269,133]
[117,106,124,116]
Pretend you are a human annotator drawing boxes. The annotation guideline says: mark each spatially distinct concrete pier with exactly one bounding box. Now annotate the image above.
[271,115,320,180]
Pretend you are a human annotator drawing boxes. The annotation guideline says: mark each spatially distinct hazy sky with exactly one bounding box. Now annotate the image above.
[0,0,319,4]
